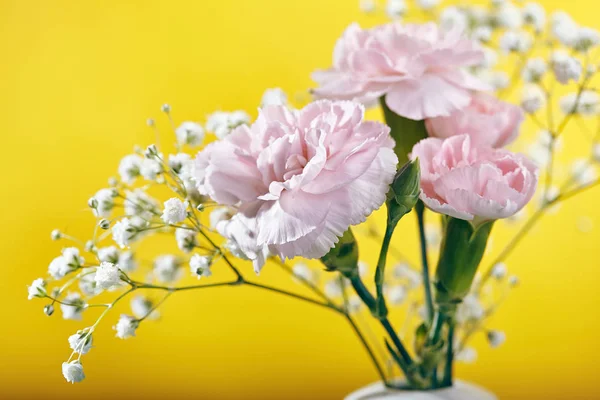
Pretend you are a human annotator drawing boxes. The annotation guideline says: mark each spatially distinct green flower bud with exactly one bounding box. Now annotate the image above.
[386,160,421,226]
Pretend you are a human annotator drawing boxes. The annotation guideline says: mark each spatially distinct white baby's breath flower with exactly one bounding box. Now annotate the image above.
[48,248,84,279]
[571,159,597,186]
[560,91,600,116]
[521,84,546,114]
[491,262,507,279]
[523,2,546,32]
[439,7,468,32]
[551,51,582,84]
[472,26,492,43]
[131,295,158,319]
[261,88,288,107]
[27,278,47,300]
[206,110,250,139]
[94,262,122,290]
[118,154,143,184]
[573,27,600,52]
[190,254,212,279]
[496,3,523,29]
[393,262,422,289]
[51,229,62,241]
[153,255,182,283]
[509,275,520,287]
[386,0,407,19]
[358,261,368,277]
[175,121,205,147]
[92,188,115,218]
[592,143,600,162]
[551,11,578,46]
[292,263,314,283]
[348,295,363,313]
[114,314,138,339]
[97,246,120,264]
[455,347,477,363]
[416,0,439,10]
[209,208,232,229]
[487,330,507,348]
[112,218,139,249]
[62,361,85,383]
[140,157,163,181]
[124,189,160,220]
[175,227,198,253]
[324,279,344,298]
[168,153,193,178]
[79,268,102,297]
[161,198,188,225]
[359,0,376,13]
[456,294,484,324]
[118,251,136,272]
[68,332,93,354]
[386,285,406,305]
[60,292,85,320]
[499,31,532,53]
[522,58,547,83]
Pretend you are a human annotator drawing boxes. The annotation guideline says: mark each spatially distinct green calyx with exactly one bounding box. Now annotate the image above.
[320,228,359,278]
[434,217,495,314]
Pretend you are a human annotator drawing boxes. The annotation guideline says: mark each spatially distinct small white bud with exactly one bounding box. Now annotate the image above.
[108,176,118,187]
[455,347,477,363]
[51,229,62,241]
[440,7,468,32]
[84,240,95,252]
[44,304,54,316]
[508,275,520,287]
[386,0,407,19]
[146,118,155,127]
[359,0,376,13]
[161,103,171,113]
[99,219,110,230]
[491,262,507,280]
[87,197,98,209]
[62,361,85,383]
[260,88,288,107]
[292,263,314,283]
[144,144,158,158]
[487,330,507,348]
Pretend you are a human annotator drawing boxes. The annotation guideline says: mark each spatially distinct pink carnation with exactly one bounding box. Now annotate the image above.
[312,22,489,120]
[411,135,538,221]
[195,100,397,271]
[425,93,524,148]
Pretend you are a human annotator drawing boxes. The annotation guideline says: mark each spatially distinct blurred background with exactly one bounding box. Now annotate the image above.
[1,0,599,398]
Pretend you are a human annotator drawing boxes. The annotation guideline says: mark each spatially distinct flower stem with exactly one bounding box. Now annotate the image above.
[344,313,388,384]
[415,201,434,324]
[441,322,455,387]
[374,221,395,318]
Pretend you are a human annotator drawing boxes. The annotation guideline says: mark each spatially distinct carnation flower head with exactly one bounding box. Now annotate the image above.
[312,22,489,120]
[195,100,397,270]
[411,134,538,222]
[426,92,524,148]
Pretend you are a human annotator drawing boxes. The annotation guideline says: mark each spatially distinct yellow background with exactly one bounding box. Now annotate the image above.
[2,0,600,399]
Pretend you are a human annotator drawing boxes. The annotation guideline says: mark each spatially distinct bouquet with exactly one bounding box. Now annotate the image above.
[28,0,599,397]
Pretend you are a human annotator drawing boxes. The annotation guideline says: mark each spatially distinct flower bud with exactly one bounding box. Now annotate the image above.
[161,103,171,113]
[51,229,62,241]
[99,219,110,230]
[88,197,98,209]
[144,144,158,158]
[44,304,54,316]
[380,100,428,163]
[386,160,420,225]
[146,118,155,127]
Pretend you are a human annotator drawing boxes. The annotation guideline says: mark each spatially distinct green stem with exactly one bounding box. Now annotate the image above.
[442,322,455,387]
[428,311,445,346]
[374,221,395,318]
[349,274,377,312]
[381,318,413,367]
[416,201,434,324]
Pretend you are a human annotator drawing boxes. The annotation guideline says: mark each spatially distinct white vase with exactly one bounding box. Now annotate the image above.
[345,380,497,400]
